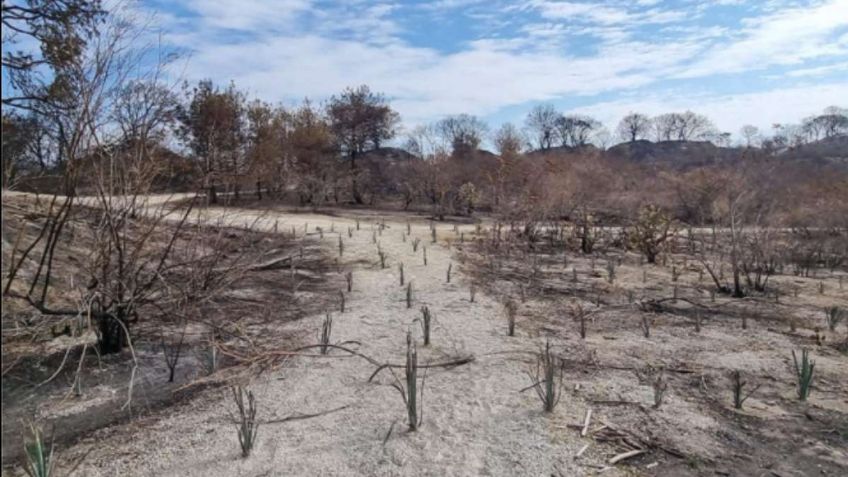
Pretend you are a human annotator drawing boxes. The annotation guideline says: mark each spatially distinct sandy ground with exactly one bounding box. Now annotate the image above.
[40,205,623,477]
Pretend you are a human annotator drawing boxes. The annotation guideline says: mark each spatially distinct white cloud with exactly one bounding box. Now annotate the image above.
[147,0,847,132]
[182,0,312,31]
[675,0,848,78]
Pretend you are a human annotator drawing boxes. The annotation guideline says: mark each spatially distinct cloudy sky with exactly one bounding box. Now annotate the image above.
[144,0,847,137]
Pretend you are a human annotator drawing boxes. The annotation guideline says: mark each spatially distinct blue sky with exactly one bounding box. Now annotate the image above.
[36,1,848,139]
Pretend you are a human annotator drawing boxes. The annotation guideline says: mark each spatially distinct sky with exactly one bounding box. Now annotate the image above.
[18,0,848,140]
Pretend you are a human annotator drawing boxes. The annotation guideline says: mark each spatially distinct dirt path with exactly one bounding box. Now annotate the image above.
[58,206,621,476]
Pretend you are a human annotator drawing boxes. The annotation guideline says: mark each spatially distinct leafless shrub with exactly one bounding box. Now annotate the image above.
[730,370,760,410]
[412,237,421,252]
[446,263,452,283]
[526,340,563,413]
[231,386,259,458]
[573,303,587,339]
[640,315,652,338]
[338,236,344,256]
[406,282,413,309]
[378,248,387,269]
[339,290,346,313]
[161,320,187,383]
[399,262,405,286]
[606,260,616,284]
[345,271,353,292]
[423,246,428,266]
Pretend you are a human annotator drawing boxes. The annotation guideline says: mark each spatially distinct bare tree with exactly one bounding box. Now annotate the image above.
[493,122,524,157]
[525,103,559,151]
[653,111,715,142]
[555,114,600,148]
[436,114,488,156]
[616,112,651,143]
[2,0,106,108]
[740,125,760,147]
[177,80,246,204]
[327,85,399,203]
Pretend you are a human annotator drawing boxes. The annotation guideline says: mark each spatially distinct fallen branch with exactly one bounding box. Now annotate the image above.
[264,404,350,425]
[608,449,646,465]
[368,356,475,382]
[581,408,593,437]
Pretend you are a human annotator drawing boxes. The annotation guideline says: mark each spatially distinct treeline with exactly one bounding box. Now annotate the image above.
[2,2,847,230]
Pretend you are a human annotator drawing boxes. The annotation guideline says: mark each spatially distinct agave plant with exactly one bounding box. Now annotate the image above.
[792,349,815,401]
[23,423,54,477]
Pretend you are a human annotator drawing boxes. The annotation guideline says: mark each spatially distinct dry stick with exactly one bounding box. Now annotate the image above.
[581,408,593,437]
[608,449,646,465]
[369,355,474,382]
[264,404,351,425]
[575,443,590,459]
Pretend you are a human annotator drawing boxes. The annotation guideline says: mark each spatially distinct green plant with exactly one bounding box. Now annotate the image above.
[23,423,54,477]
[649,367,667,408]
[825,306,844,332]
[640,315,652,338]
[606,260,616,284]
[389,333,424,431]
[505,299,517,336]
[419,306,432,346]
[231,386,259,458]
[731,370,760,410]
[528,340,563,413]
[792,349,815,401]
[573,303,587,339]
[320,313,333,355]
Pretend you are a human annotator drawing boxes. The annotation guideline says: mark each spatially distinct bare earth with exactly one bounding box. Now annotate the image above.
[7,199,847,476]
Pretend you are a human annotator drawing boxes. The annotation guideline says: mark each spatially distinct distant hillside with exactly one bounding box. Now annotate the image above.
[780,135,848,168]
[604,140,742,169]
